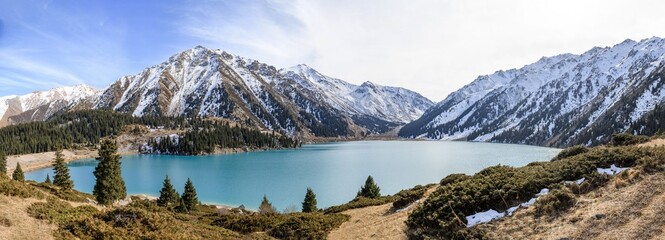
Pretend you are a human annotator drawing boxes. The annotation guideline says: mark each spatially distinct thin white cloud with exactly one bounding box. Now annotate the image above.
[177,0,665,101]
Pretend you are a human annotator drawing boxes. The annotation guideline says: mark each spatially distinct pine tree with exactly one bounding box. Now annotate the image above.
[302,187,318,213]
[12,163,24,181]
[44,174,51,184]
[53,150,73,190]
[0,152,6,176]
[180,178,198,212]
[259,195,277,215]
[357,175,381,199]
[93,139,127,205]
[157,175,179,208]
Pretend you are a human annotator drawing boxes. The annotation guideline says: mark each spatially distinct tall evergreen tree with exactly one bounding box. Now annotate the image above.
[302,187,318,213]
[93,139,127,205]
[44,174,52,184]
[53,150,73,190]
[180,178,198,212]
[259,195,277,215]
[12,163,24,181]
[157,175,179,208]
[357,175,381,199]
[0,152,6,176]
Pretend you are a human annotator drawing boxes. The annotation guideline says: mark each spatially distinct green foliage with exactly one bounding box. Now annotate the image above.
[157,175,180,208]
[357,175,381,199]
[12,163,24,182]
[406,145,654,239]
[553,145,589,161]
[93,139,127,205]
[52,150,73,190]
[0,109,296,156]
[534,188,576,217]
[302,188,318,213]
[0,152,6,174]
[180,178,199,212]
[212,212,349,239]
[31,182,92,202]
[611,133,649,146]
[44,174,51,184]
[440,173,471,186]
[259,195,278,215]
[0,174,46,199]
[325,196,395,214]
[28,197,240,239]
[392,185,429,210]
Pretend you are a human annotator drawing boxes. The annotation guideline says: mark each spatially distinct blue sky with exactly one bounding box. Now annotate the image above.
[2,0,665,100]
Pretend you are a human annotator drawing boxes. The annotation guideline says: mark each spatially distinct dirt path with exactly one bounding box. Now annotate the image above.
[328,187,437,240]
[0,195,55,240]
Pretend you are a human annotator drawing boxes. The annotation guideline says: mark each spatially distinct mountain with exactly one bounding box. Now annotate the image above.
[0,85,99,126]
[94,46,433,137]
[400,37,665,147]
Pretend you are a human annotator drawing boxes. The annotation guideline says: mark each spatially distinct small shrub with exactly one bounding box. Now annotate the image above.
[534,188,576,217]
[0,176,46,199]
[611,133,649,146]
[553,145,588,161]
[439,173,470,186]
[0,216,11,227]
[392,185,429,210]
[324,196,394,214]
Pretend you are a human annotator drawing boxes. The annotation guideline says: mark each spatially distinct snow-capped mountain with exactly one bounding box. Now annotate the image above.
[0,85,99,126]
[400,37,665,147]
[94,46,433,137]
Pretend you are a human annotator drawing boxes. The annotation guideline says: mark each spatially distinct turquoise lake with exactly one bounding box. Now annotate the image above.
[25,141,560,210]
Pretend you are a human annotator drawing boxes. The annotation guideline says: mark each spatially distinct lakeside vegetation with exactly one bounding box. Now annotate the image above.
[0,110,297,156]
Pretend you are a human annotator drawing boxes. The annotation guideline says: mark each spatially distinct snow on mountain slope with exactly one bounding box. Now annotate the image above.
[400,37,665,147]
[94,46,433,137]
[0,85,100,126]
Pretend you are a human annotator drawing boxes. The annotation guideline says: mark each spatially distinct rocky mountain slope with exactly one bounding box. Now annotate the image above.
[400,37,665,147]
[93,46,433,137]
[0,85,99,127]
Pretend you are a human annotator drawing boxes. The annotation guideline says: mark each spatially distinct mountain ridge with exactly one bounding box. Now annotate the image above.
[400,37,665,147]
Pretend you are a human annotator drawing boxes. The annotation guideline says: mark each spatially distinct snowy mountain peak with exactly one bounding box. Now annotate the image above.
[400,36,665,147]
[94,47,433,136]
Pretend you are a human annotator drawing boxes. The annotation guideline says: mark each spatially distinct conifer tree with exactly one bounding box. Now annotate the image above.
[0,152,6,176]
[302,187,318,213]
[259,195,277,215]
[180,178,198,212]
[157,175,179,208]
[12,163,24,181]
[357,175,381,199]
[44,174,51,184]
[93,139,127,205]
[53,150,73,190]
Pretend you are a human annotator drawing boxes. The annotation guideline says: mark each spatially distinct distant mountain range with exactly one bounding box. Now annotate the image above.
[7,38,665,146]
[1,46,433,138]
[400,37,665,147]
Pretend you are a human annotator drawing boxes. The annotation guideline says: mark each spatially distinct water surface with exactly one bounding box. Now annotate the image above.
[26,141,559,210]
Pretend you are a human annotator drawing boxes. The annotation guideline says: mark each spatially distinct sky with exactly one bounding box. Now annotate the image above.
[2,0,665,101]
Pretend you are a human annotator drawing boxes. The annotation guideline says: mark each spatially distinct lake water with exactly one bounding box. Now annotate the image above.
[25,141,559,210]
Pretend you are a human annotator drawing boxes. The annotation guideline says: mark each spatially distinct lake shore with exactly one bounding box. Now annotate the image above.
[6,149,137,175]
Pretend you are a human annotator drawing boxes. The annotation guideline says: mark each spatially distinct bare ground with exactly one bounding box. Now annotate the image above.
[328,187,437,240]
[0,195,55,240]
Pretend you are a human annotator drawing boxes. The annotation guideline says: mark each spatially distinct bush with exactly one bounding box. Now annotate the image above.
[213,212,349,239]
[0,177,46,199]
[392,185,429,210]
[439,173,470,186]
[534,188,576,217]
[611,133,649,146]
[553,145,588,161]
[324,196,394,214]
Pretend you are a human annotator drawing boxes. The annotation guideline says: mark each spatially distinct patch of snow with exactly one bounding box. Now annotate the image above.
[597,164,629,175]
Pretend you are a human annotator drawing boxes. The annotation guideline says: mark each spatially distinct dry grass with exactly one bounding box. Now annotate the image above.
[328,186,436,240]
[638,138,665,148]
[478,172,665,240]
[0,195,55,240]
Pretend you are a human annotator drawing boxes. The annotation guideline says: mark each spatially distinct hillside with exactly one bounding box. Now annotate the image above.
[400,37,665,147]
[93,46,433,138]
